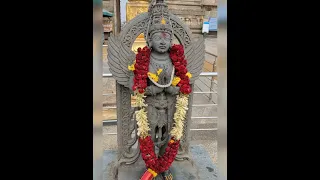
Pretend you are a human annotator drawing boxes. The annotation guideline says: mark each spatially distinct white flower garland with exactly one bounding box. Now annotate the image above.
[135,93,150,138]
[170,93,189,140]
[135,92,189,140]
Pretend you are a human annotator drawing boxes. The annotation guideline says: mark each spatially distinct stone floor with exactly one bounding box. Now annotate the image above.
[102,37,218,165]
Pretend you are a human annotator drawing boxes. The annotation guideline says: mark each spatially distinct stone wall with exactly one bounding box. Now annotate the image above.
[166,0,217,37]
[202,0,217,19]
[167,0,204,37]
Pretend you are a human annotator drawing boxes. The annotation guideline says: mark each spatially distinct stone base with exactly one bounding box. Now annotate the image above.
[103,145,217,180]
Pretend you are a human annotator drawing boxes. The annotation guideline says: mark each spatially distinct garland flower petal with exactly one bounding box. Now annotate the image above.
[171,77,181,86]
[128,60,136,71]
[186,72,192,78]
[147,72,159,82]
[157,68,163,75]
[136,92,147,107]
[136,108,150,138]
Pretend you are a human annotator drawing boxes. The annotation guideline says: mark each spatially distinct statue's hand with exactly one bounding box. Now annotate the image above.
[145,85,164,95]
[165,86,180,95]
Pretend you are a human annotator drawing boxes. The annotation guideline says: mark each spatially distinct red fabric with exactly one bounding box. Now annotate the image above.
[140,171,154,180]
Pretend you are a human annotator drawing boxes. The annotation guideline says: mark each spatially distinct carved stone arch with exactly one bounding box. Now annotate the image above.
[118,12,194,51]
[119,13,149,49]
[168,13,193,49]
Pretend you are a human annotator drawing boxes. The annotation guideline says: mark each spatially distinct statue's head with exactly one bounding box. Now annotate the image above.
[146,0,173,53]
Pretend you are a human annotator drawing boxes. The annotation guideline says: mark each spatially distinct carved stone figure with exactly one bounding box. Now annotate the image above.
[107,0,205,179]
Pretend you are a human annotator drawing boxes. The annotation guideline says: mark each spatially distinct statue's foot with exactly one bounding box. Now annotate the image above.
[162,170,173,180]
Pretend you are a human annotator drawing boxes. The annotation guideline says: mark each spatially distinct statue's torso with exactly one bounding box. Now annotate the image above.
[148,56,174,85]
[146,55,176,149]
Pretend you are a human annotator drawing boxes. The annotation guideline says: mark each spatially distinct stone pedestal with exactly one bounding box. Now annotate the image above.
[103,145,218,180]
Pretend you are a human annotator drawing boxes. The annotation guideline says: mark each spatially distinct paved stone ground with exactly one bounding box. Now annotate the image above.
[102,37,218,165]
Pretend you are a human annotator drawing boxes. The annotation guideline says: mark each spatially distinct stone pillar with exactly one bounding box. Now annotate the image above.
[114,0,121,34]
[103,0,114,43]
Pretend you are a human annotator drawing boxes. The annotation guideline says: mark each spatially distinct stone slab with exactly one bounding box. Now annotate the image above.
[103,145,217,180]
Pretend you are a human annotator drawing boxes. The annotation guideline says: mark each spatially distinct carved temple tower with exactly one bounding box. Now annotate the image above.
[126,0,217,37]
[125,0,217,51]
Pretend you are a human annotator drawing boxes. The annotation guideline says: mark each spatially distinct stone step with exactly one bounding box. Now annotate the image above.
[103,109,117,120]
[190,122,217,129]
[190,129,217,141]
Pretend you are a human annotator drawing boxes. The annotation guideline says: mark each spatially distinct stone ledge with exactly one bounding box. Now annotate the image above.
[170,9,205,16]
[167,1,202,6]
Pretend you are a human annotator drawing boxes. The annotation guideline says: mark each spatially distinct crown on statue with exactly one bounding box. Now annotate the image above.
[147,0,173,38]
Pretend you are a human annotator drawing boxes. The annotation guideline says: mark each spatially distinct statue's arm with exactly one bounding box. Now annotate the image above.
[165,86,180,95]
[145,85,164,96]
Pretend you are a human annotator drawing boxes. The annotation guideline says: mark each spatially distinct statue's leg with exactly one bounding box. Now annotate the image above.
[159,126,169,155]
[151,125,156,144]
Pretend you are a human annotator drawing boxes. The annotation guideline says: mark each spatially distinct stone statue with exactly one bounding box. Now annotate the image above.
[107,0,205,179]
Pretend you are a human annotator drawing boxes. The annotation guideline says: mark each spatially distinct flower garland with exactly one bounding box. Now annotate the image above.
[128,45,192,180]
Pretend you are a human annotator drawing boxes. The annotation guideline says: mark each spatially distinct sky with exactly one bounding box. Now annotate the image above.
[120,0,128,23]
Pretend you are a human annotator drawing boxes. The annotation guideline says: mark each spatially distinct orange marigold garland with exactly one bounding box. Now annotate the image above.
[128,45,192,180]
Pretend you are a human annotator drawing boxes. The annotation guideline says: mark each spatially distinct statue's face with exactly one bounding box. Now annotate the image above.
[151,32,171,53]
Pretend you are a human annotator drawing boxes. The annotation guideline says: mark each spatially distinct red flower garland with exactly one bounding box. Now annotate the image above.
[132,45,192,178]
[132,47,151,94]
[139,136,180,174]
[170,44,192,94]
